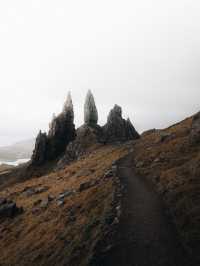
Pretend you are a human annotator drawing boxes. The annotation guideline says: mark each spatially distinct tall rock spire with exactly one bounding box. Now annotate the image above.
[63,91,74,122]
[31,91,76,165]
[84,90,98,125]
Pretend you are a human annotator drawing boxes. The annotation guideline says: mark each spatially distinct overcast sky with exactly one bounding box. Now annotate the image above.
[0,0,200,146]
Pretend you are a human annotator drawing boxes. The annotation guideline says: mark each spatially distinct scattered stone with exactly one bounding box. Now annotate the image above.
[35,186,49,194]
[0,199,23,218]
[79,180,97,192]
[32,207,40,215]
[48,194,55,202]
[23,186,49,197]
[157,131,172,142]
[112,217,119,225]
[57,200,65,207]
[104,170,114,179]
[23,188,36,197]
[154,158,160,163]
[40,198,49,209]
[135,161,144,168]
[57,190,75,201]
[33,199,42,207]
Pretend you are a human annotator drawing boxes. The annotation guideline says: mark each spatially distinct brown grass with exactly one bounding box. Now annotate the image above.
[133,116,200,260]
[0,144,129,266]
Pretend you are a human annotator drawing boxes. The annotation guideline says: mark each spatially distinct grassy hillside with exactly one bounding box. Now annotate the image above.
[133,115,200,261]
[0,114,200,265]
[0,144,129,266]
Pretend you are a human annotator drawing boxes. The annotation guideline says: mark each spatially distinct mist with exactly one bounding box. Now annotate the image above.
[0,0,200,146]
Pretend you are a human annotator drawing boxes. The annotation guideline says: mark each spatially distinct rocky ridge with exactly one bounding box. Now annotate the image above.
[31,90,139,167]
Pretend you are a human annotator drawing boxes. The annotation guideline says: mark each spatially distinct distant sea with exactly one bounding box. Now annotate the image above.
[0,158,30,166]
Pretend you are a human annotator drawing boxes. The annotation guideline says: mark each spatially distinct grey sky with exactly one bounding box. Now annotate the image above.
[0,0,200,146]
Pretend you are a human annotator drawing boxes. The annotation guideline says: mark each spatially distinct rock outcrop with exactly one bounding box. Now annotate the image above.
[58,91,103,167]
[190,112,200,145]
[31,91,140,167]
[47,93,76,160]
[31,92,76,165]
[0,198,23,219]
[103,105,140,143]
[31,131,48,165]
[57,124,103,168]
[84,90,98,125]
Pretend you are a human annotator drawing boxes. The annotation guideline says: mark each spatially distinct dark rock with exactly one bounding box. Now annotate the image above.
[33,199,42,206]
[40,198,49,209]
[57,200,65,206]
[31,92,76,165]
[84,90,98,126]
[79,180,97,192]
[103,105,140,143]
[48,194,55,202]
[0,198,7,205]
[104,170,114,179]
[157,131,172,143]
[57,190,75,201]
[58,124,103,167]
[32,207,40,215]
[23,186,49,197]
[0,199,23,218]
[31,131,48,166]
[23,188,36,197]
[190,112,200,144]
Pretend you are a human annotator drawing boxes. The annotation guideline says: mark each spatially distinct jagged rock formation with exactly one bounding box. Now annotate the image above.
[32,91,139,167]
[47,93,76,160]
[31,131,48,165]
[84,90,98,125]
[103,105,140,143]
[58,124,103,168]
[31,92,76,166]
[58,91,102,167]
[190,111,200,144]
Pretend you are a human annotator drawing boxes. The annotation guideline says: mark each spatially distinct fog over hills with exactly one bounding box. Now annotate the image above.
[0,139,35,162]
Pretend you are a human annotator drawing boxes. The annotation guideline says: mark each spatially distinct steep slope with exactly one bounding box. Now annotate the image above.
[0,144,130,266]
[132,115,200,263]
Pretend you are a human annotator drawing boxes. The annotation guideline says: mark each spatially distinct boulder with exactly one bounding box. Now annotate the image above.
[0,198,23,218]
[190,112,200,145]
[103,105,140,143]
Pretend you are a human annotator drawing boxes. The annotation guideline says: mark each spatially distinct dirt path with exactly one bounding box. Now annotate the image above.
[98,155,193,266]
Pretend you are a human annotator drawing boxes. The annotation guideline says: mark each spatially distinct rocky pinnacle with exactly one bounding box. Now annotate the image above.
[84,90,98,125]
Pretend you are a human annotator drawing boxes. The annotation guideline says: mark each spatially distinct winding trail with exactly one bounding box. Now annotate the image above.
[100,155,192,266]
